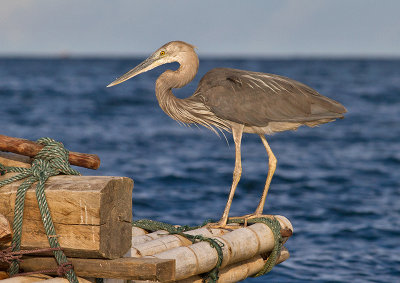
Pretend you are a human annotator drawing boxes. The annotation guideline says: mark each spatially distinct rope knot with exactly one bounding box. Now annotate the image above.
[57,262,74,277]
[0,247,22,264]
[31,159,52,179]
[31,138,80,177]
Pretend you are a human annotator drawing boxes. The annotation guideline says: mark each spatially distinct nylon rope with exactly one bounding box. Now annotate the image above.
[0,137,80,283]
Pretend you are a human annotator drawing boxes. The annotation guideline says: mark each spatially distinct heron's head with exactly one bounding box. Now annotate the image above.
[107,41,197,87]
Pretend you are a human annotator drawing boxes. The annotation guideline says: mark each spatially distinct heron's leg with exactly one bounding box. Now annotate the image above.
[254,134,277,215]
[216,124,244,227]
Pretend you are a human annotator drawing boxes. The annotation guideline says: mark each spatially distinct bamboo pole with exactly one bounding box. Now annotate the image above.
[41,278,92,283]
[148,216,292,280]
[0,275,91,283]
[40,277,92,283]
[0,134,100,170]
[132,227,148,239]
[177,247,290,283]
[129,227,229,257]
[130,215,292,248]
[0,274,52,282]
[131,229,169,246]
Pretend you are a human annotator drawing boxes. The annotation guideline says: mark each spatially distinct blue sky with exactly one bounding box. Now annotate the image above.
[1,0,399,57]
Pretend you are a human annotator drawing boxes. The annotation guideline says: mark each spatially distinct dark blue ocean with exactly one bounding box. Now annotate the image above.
[0,58,399,282]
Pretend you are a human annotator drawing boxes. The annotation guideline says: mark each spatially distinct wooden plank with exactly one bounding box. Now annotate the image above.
[0,271,8,280]
[0,135,100,170]
[18,257,175,282]
[0,213,12,246]
[0,174,133,259]
[0,152,31,168]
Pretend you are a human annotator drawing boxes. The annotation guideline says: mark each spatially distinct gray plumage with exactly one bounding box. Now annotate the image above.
[108,41,347,227]
[193,68,345,126]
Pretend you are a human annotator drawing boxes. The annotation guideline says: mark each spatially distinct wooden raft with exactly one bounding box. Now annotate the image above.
[129,216,293,282]
[0,144,293,282]
[1,219,292,282]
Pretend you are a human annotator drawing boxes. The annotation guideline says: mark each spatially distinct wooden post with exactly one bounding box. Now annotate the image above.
[0,174,133,259]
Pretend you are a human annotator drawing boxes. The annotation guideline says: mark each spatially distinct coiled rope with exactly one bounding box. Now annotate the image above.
[0,137,80,282]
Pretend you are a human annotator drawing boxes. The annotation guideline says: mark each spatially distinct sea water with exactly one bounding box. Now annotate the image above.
[0,58,399,282]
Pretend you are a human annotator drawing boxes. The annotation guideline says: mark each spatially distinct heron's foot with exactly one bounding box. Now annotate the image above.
[228,214,274,227]
[203,219,242,230]
[203,214,275,230]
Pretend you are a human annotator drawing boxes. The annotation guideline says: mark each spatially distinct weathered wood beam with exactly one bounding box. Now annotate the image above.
[17,257,175,282]
[0,174,133,259]
[0,152,31,169]
[0,135,100,170]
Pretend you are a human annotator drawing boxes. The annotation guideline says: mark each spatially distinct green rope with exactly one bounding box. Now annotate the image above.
[132,216,282,281]
[0,138,80,282]
[132,219,212,233]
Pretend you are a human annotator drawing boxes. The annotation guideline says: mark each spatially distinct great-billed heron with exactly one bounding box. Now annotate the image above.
[108,41,347,228]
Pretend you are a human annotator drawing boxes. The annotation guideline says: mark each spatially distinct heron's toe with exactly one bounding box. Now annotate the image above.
[227,214,274,227]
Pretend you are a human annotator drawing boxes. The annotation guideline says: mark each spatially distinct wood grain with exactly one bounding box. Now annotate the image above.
[0,213,12,247]
[0,174,133,259]
[0,152,31,169]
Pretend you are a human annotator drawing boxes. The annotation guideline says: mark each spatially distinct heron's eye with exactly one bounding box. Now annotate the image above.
[160,51,166,56]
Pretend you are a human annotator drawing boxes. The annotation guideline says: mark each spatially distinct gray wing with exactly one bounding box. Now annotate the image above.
[192,68,347,127]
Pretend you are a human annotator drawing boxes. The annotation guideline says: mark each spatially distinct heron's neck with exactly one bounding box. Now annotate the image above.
[155,51,199,123]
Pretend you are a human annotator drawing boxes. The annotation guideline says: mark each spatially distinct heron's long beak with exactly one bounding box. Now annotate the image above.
[107,56,160,87]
